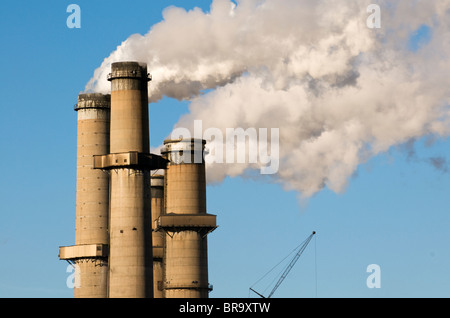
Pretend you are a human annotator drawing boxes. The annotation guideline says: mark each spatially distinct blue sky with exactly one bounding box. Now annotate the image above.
[0,0,449,298]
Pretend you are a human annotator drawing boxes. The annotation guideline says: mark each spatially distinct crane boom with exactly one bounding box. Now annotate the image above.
[266,231,315,298]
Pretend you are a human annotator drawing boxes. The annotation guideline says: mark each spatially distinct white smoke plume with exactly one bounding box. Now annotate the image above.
[85,0,450,198]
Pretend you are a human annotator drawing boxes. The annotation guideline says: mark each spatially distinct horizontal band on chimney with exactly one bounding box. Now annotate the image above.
[59,244,108,260]
[155,214,217,230]
[93,152,168,170]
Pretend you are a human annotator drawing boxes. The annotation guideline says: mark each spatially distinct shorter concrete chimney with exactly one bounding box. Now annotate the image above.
[59,93,111,298]
[156,138,217,298]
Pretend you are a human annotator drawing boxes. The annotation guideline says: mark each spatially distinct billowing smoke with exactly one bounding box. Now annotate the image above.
[85,0,450,198]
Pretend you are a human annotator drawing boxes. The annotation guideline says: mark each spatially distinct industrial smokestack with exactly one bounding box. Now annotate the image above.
[91,61,162,298]
[157,138,217,298]
[106,61,152,298]
[59,93,110,298]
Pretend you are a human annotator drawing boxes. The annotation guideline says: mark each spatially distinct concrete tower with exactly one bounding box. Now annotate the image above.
[157,138,217,298]
[107,61,151,298]
[151,174,165,298]
[93,61,166,297]
[59,93,110,298]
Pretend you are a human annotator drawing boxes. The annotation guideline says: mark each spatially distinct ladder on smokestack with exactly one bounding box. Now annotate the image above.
[249,231,316,298]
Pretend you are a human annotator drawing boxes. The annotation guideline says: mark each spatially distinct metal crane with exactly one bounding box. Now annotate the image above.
[250,231,316,298]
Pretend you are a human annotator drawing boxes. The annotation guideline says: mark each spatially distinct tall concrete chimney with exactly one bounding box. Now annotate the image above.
[93,61,167,297]
[157,138,217,298]
[151,174,165,298]
[59,93,110,298]
[104,61,151,298]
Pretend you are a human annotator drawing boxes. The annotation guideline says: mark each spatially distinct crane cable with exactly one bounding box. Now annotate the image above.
[250,231,316,298]
[314,233,318,298]
[250,243,300,290]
